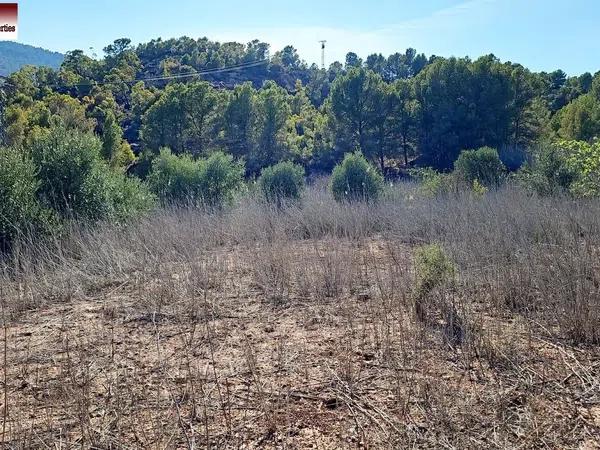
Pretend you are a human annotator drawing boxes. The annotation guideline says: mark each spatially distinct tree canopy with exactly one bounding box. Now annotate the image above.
[1,36,599,179]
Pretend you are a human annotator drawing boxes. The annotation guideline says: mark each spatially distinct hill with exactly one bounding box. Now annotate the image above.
[0,41,63,76]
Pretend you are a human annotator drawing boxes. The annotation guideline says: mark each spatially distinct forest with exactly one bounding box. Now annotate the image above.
[3,37,599,170]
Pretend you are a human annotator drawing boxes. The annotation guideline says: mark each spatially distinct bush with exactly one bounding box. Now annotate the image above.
[198,151,245,208]
[147,148,203,202]
[330,152,383,202]
[560,140,600,197]
[518,141,600,197]
[471,179,488,197]
[106,173,156,222]
[516,144,577,196]
[414,244,456,301]
[0,147,53,250]
[148,149,244,207]
[258,161,305,207]
[454,147,505,187]
[28,125,153,222]
[409,168,457,197]
[28,126,112,220]
[413,244,457,328]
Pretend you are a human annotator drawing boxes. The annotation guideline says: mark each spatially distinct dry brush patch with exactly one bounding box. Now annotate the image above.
[0,183,599,448]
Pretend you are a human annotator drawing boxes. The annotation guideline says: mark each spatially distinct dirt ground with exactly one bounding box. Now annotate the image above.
[2,238,599,449]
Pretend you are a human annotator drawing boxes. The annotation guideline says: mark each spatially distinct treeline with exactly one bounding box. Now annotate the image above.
[1,36,600,249]
[1,36,599,176]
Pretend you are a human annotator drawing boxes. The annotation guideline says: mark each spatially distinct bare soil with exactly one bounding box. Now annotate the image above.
[2,237,599,448]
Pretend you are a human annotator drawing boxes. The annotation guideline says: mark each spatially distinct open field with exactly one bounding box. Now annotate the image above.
[1,183,599,449]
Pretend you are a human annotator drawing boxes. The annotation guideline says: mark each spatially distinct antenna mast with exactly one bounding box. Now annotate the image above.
[319,40,327,69]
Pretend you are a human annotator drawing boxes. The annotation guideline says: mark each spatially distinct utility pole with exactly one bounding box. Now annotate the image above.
[319,40,327,70]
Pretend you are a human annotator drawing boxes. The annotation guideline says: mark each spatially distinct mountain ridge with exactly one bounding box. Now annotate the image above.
[0,41,64,76]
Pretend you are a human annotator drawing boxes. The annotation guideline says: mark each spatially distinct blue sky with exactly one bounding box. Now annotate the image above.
[16,0,600,74]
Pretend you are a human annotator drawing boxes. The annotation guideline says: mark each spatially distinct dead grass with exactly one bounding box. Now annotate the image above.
[0,182,599,448]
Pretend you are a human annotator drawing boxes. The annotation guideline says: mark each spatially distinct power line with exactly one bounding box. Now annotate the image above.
[137,59,268,83]
[0,58,270,91]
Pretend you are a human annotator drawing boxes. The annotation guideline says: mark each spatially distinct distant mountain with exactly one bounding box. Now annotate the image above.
[0,42,64,76]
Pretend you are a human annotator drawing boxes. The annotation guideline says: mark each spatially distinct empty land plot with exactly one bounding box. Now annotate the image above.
[1,185,599,449]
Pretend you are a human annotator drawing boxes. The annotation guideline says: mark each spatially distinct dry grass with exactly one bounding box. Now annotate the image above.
[0,182,599,448]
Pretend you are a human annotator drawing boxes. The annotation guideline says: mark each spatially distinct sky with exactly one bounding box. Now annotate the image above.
[14,0,600,75]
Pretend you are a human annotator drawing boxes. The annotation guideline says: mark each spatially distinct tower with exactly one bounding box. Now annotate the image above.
[319,40,327,70]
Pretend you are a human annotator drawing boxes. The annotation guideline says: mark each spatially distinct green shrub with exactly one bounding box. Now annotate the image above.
[258,161,305,207]
[454,147,505,187]
[409,168,457,197]
[516,144,577,196]
[413,244,463,344]
[471,179,488,197]
[148,148,244,207]
[518,141,600,197]
[0,147,53,250]
[147,148,203,202]
[28,126,111,220]
[414,244,456,300]
[330,152,383,202]
[414,244,461,326]
[197,151,245,208]
[28,125,153,222]
[561,140,600,197]
[106,173,156,222]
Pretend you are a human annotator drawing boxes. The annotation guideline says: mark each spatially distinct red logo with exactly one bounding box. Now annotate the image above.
[0,3,17,40]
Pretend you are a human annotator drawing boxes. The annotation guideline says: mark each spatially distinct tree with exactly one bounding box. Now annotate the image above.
[28,124,152,221]
[390,79,420,166]
[101,110,121,161]
[140,81,220,155]
[555,93,600,141]
[273,45,302,70]
[102,38,141,104]
[469,56,513,149]
[44,93,96,132]
[0,147,52,250]
[414,57,474,168]
[141,83,187,153]
[250,81,291,173]
[518,97,552,146]
[414,56,514,169]
[345,52,362,70]
[592,72,600,100]
[543,69,568,111]
[509,65,537,146]
[3,104,29,147]
[384,52,410,81]
[103,38,133,60]
[284,81,325,168]
[381,48,428,82]
[305,67,330,107]
[328,68,390,170]
[223,82,255,159]
[366,53,386,77]
[183,81,220,155]
[128,81,157,143]
[101,110,134,167]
